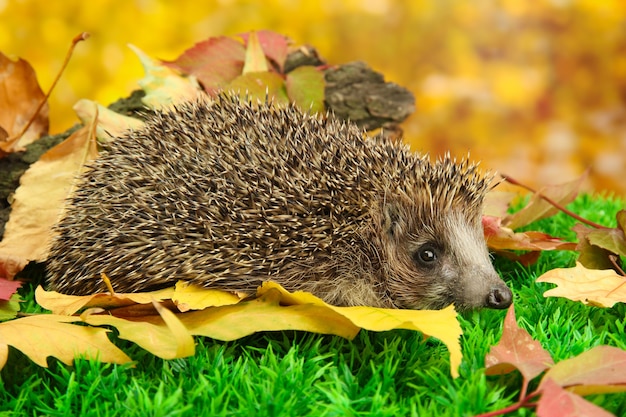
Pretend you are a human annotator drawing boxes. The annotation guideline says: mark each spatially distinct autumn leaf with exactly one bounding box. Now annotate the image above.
[536,378,616,417]
[539,346,626,396]
[502,171,587,230]
[536,262,626,308]
[0,51,48,154]
[35,285,175,316]
[240,30,289,72]
[128,44,203,109]
[227,72,290,105]
[73,99,145,141]
[573,224,616,270]
[485,305,554,382]
[483,215,576,252]
[0,278,22,301]
[0,314,131,370]
[242,31,269,74]
[0,122,98,279]
[33,281,462,377]
[0,294,21,321]
[286,66,326,114]
[162,36,246,94]
[171,281,245,312]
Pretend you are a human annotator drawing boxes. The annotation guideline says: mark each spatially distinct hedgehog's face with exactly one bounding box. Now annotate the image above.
[378,199,512,311]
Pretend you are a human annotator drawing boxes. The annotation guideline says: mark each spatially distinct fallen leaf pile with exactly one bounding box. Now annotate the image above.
[480,306,626,417]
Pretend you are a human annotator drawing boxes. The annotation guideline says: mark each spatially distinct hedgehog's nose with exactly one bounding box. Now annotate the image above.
[486,285,512,309]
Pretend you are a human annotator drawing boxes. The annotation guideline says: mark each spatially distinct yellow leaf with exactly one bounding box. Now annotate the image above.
[181,288,360,340]
[81,303,195,360]
[258,282,463,378]
[128,44,203,109]
[0,314,131,369]
[536,262,626,307]
[36,285,175,316]
[172,281,245,312]
[0,123,98,278]
[153,299,195,357]
[73,99,144,142]
[242,31,269,74]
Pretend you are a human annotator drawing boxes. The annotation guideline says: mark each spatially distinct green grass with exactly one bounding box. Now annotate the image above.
[2,194,626,416]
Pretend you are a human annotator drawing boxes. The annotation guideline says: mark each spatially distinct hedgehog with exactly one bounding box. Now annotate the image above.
[46,94,512,310]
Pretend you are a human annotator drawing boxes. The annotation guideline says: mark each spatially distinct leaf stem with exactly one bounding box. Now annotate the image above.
[13,32,89,140]
[501,173,609,230]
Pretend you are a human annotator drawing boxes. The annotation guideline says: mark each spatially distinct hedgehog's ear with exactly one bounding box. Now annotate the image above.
[382,202,404,238]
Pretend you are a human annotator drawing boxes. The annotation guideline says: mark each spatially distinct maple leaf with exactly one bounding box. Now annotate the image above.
[485,305,554,384]
[0,122,98,279]
[0,314,131,371]
[0,52,49,155]
[536,262,626,308]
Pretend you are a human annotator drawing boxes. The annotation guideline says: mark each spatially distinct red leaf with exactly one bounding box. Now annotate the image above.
[0,278,22,301]
[485,305,554,383]
[162,36,245,94]
[537,378,615,417]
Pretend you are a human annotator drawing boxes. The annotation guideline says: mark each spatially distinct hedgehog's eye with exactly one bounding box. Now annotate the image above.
[413,244,439,267]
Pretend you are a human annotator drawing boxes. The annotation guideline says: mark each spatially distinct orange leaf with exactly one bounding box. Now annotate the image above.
[485,305,554,382]
[536,262,626,307]
[0,52,48,154]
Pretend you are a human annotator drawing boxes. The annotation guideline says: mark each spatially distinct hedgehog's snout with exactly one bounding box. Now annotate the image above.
[486,284,512,309]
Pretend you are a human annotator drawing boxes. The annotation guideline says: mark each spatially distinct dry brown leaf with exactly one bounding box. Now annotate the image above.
[0,123,98,278]
[0,52,48,154]
[0,314,131,370]
[536,262,626,307]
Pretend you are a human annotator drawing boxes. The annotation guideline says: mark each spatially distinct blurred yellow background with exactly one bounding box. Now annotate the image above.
[2,0,626,195]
